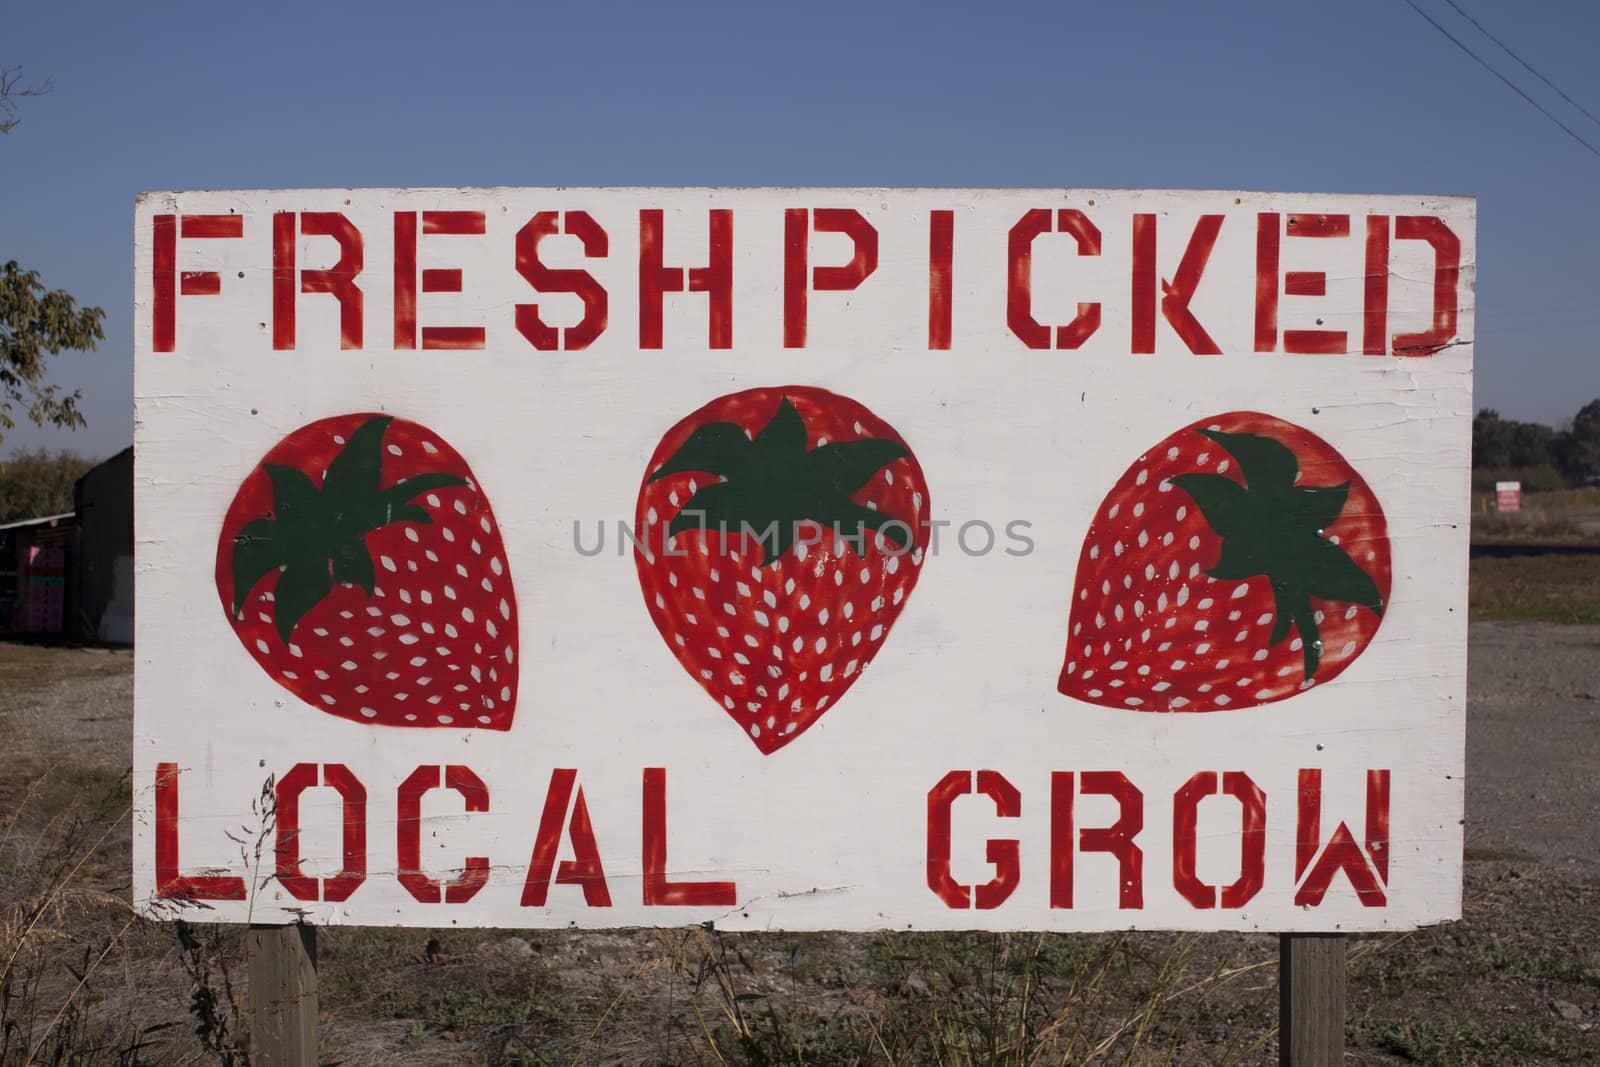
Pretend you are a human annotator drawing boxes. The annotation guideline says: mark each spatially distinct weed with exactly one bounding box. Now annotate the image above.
[0,763,151,1065]
[174,920,246,1065]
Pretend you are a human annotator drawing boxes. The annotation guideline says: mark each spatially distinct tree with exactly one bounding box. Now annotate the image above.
[0,261,104,443]
[0,66,50,135]
[1,65,105,447]
[0,447,95,523]
[1472,408,1509,468]
[1471,408,1558,470]
[1551,399,1600,485]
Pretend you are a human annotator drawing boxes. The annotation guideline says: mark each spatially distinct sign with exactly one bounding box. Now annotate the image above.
[1495,480,1521,513]
[24,544,65,634]
[133,188,1474,932]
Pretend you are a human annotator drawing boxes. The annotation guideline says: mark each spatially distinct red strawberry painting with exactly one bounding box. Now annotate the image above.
[1059,412,1390,712]
[635,386,930,754]
[216,414,518,729]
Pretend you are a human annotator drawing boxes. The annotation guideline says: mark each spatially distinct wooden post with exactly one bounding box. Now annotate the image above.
[248,923,318,1066]
[1279,932,1344,1066]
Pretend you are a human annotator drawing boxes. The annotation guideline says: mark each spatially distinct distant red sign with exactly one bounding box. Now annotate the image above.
[1495,481,1521,513]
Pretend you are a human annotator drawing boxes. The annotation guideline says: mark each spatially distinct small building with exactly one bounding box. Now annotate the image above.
[0,446,135,642]
[74,446,135,644]
[0,512,78,635]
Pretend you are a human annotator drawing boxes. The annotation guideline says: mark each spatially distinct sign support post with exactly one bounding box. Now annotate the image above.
[247,923,318,1066]
[1278,932,1344,1066]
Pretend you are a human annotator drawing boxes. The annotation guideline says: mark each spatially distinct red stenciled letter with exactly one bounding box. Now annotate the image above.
[396,765,491,905]
[1253,213,1350,354]
[642,767,736,906]
[273,212,365,351]
[153,762,246,900]
[638,209,733,349]
[928,209,954,350]
[1294,768,1390,907]
[394,211,418,349]
[393,211,487,350]
[926,770,968,908]
[1363,216,1391,355]
[274,762,367,903]
[515,210,609,350]
[1171,771,1266,909]
[783,208,878,348]
[925,770,1022,910]
[1131,214,1223,355]
[1050,771,1144,909]
[1254,213,1280,353]
[152,214,244,353]
[1007,208,1102,350]
[1392,216,1461,356]
[521,767,611,907]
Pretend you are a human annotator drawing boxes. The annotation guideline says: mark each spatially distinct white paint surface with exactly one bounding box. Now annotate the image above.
[133,188,1473,931]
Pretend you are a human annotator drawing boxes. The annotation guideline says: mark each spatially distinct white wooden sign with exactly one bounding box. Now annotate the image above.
[132,188,1473,931]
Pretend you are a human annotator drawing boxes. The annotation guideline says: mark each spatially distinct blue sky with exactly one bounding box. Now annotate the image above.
[4,0,1598,460]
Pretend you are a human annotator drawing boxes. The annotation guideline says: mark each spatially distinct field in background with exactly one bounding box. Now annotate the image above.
[3,551,1599,1064]
[1469,486,1600,545]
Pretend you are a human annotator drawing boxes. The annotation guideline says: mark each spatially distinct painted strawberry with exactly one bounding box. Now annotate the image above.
[635,386,930,754]
[1059,412,1390,712]
[215,414,518,729]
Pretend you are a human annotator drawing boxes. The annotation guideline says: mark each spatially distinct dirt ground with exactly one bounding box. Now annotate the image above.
[2,570,1598,1063]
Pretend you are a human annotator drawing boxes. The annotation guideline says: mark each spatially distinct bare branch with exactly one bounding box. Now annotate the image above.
[0,66,54,135]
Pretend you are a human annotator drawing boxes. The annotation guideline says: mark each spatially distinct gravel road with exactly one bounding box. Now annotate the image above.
[1466,622,1600,870]
[1,645,132,771]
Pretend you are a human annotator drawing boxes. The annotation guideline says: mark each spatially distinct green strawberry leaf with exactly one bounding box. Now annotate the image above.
[806,439,910,495]
[1300,538,1385,614]
[750,396,806,461]
[652,395,915,568]
[378,473,468,514]
[331,541,375,594]
[1288,483,1351,532]
[1168,473,1250,536]
[648,422,751,483]
[1206,535,1265,582]
[667,480,743,541]
[1172,425,1384,687]
[265,464,323,526]
[230,518,287,618]
[272,561,333,643]
[816,500,909,550]
[1197,427,1297,489]
[322,415,392,501]
[235,416,471,642]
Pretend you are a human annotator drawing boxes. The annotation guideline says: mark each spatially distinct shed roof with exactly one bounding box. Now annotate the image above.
[0,512,76,532]
[75,445,133,491]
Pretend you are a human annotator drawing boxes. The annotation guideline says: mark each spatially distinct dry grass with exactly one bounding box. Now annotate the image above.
[0,765,166,1064]
[5,615,1600,1064]
[1470,552,1600,623]
[0,736,1289,1065]
[1470,486,1600,545]
[309,924,1287,1065]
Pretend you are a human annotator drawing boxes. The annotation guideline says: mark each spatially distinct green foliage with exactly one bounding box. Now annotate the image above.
[1472,400,1600,487]
[1472,408,1555,469]
[1551,398,1600,485]
[0,446,94,523]
[1469,464,1568,493]
[0,260,105,445]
